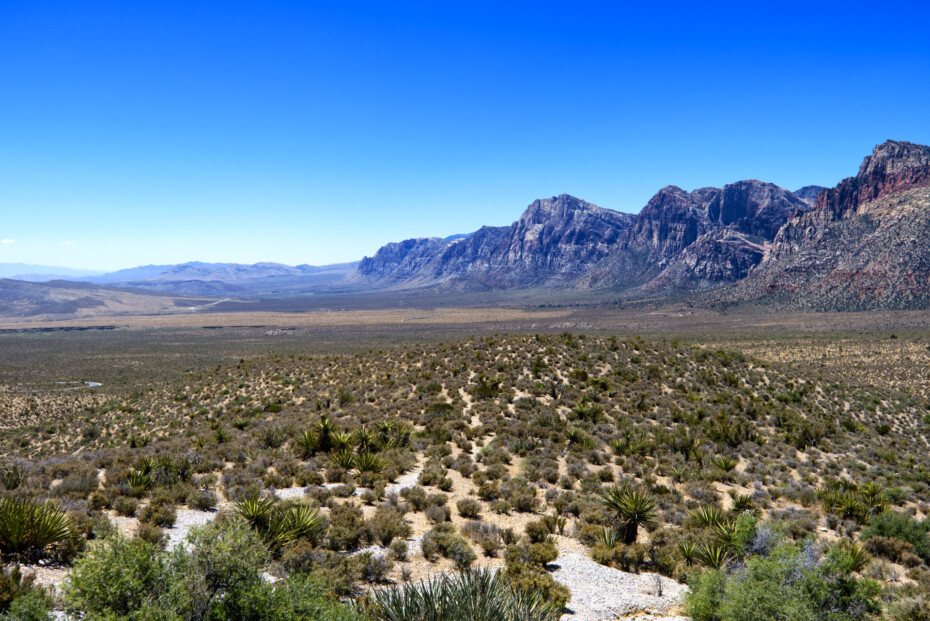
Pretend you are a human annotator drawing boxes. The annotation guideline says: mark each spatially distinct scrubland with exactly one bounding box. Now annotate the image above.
[1,319,930,620]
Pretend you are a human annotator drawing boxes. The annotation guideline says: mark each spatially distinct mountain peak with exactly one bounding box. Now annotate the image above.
[815,140,930,217]
[860,140,930,178]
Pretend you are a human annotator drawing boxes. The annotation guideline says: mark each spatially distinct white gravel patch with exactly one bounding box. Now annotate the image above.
[274,486,310,500]
[385,466,422,496]
[551,553,687,621]
[164,509,220,550]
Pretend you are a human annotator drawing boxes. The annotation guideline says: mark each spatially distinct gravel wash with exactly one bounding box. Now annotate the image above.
[551,553,688,621]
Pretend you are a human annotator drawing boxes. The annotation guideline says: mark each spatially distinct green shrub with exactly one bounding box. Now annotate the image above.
[684,541,881,621]
[65,520,361,620]
[64,536,176,618]
[860,511,930,561]
[590,542,647,572]
[138,502,177,528]
[366,507,411,546]
[187,490,218,511]
[326,502,364,551]
[0,565,43,614]
[457,498,482,519]
[113,496,138,517]
[421,523,476,569]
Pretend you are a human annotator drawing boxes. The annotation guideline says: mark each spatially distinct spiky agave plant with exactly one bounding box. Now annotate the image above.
[598,484,657,544]
[294,430,319,459]
[265,505,327,551]
[711,455,738,473]
[370,568,561,621]
[593,526,621,549]
[314,415,338,453]
[677,541,698,566]
[352,427,376,453]
[689,506,726,529]
[330,447,356,470]
[0,497,72,562]
[832,540,871,573]
[0,465,25,491]
[696,541,731,569]
[355,451,385,474]
[730,493,754,514]
[233,497,275,532]
[127,469,151,492]
[329,431,354,453]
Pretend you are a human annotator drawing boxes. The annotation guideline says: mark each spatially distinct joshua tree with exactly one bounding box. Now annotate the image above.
[599,484,657,545]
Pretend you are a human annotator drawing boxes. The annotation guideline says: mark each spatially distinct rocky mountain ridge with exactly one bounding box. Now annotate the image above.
[719,140,930,310]
[355,194,635,289]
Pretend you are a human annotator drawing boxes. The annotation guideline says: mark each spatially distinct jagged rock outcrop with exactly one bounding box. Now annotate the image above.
[590,180,807,292]
[355,194,634,289]
[720,140,930,310]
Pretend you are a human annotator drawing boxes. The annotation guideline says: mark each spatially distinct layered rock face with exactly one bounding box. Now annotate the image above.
[817,140,930,219]
[355,194,634,289]
[601,180,807,292]
[721,141,930,310]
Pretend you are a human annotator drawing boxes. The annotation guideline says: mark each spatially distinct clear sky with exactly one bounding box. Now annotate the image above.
[1,1,929,271]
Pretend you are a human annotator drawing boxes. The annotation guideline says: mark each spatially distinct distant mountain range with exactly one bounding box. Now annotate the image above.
[4,139,930,316]
[0,263,105,281]
[355,180,818,296]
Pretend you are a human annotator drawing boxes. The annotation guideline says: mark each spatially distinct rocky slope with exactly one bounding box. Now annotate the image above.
[355,194,635,289]
[598,179,808,293]
[720,140,930,310]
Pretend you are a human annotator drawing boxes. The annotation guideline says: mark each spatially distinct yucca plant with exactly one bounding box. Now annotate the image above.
[573,402,604,423]
[370,567,561,621]
[314,415,338,453]
[352,427,376,453]
[593,526,621,549]
[832,540,871,573]
[566,428,594,449]
[730,493,754,514]
[670,465,690,485]
[599,484,657,544]
[835,492,867,523]
[712,455,738,473]
[608,438,626,456]
[234,497,275,532]
[265,505,327,551]
[696,541,731,569]
[859,482,887,519]
[330,447,356,470]
[710,519,737,546]
[330,431,354,452]
[127,469,151,492]
[690,506,726,529]
[355,451,385,474]
[678,540,698,566]
[235,498,326,552]
[0,497,72,562]
[294,430,319,459]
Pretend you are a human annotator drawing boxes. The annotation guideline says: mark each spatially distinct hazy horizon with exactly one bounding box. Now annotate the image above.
[2,1,929,271]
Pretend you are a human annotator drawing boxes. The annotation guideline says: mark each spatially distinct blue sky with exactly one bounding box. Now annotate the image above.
[1,1,929,271]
